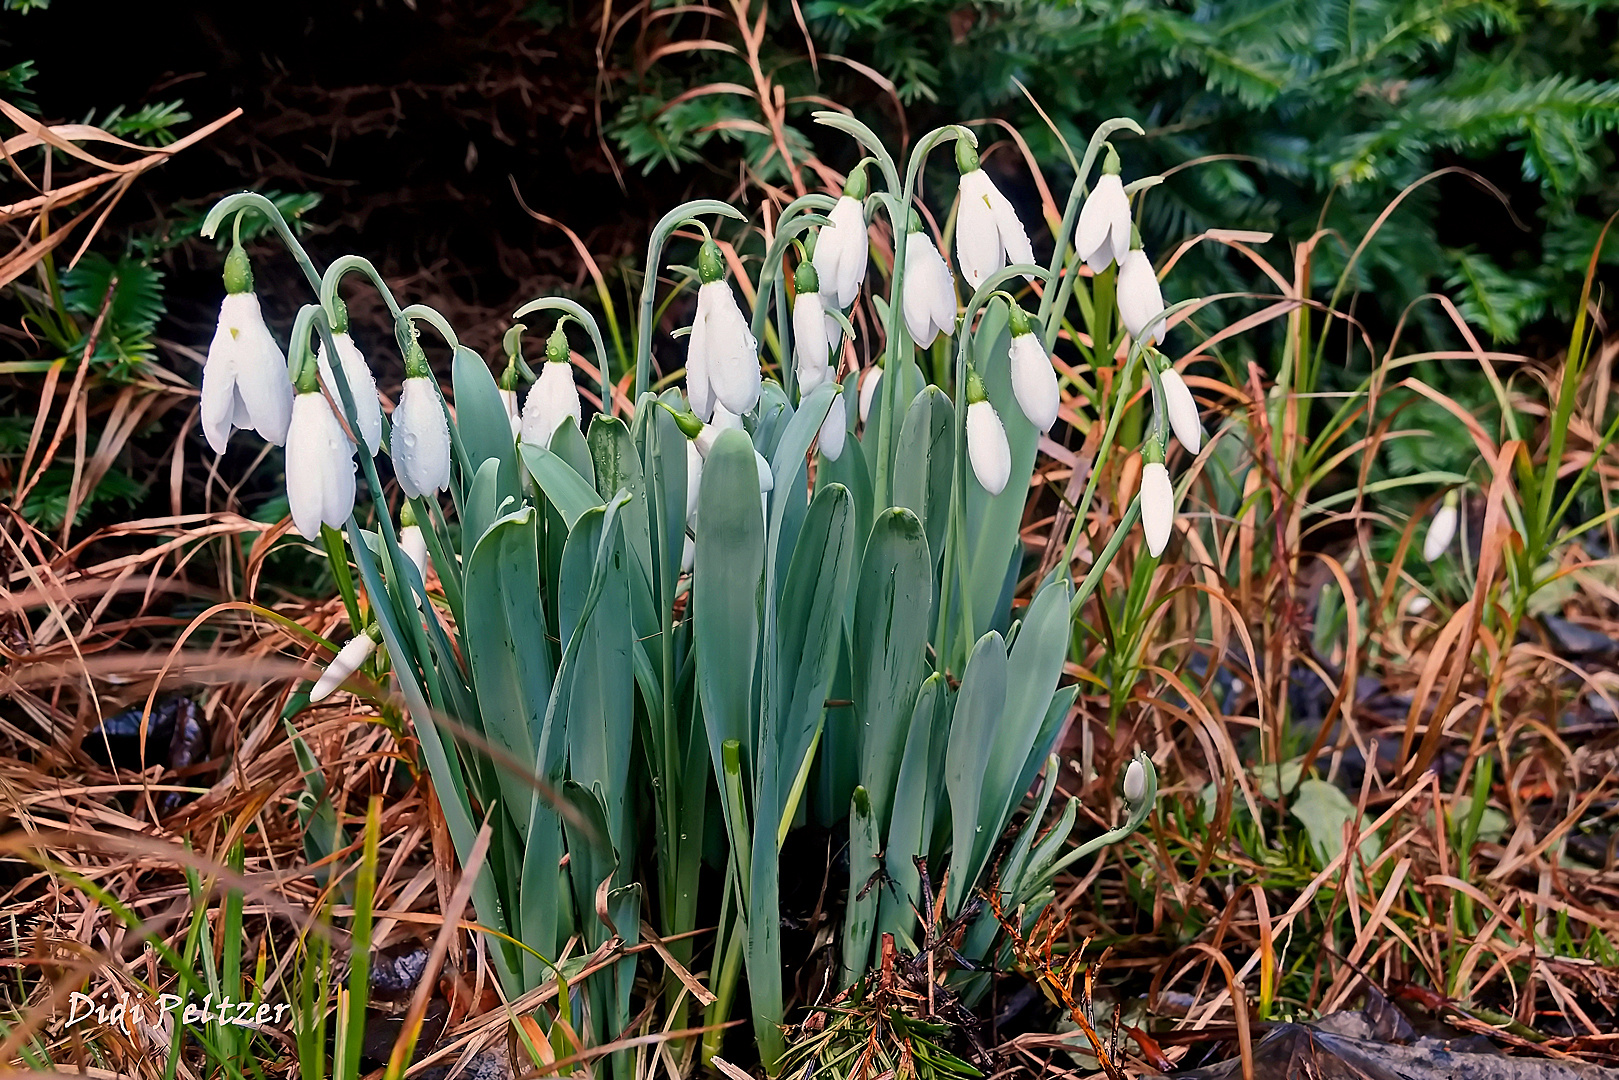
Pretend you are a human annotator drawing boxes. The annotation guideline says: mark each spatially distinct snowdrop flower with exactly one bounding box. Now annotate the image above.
[692,406,772,520]
[400,523,430,581]
[954,140,1035,290]
[311,630,378,703]
[818,398,847,461]
[1424,493,1460,562]
[793,260,835,394]
[965,368,1010,496]
[286,384,358,541]
[1007,304,1059,432]
[314,303,382,456]
[1075,147,1132,273]
[391,339,451,498]
[521,323,582,447]
[200,242,294,453]
[859,366,882,425]
[1117,244,1167,346]
[902,221,957,348]
[1156,363,1202,454]
[812,166,869,309]
[1123,758,1146,803]
[1140,452,1175,557]
[499,388,521,435]
[686,239,760,421]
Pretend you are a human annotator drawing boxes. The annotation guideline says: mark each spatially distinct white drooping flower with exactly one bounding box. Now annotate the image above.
[793,266,835,395]
[1424,497,1459,562]
[400,523,430,581]
[200,253,294,453]
[813,180,870,309]
[1008,319,1060,432]
[392,375,451,498]
[311,632,377,703]
[1140,460,1175,557]
[315,331,383,456]
[955,143,1036,290]
[687,240,760,421]
[1123,758,1146,803]
[1075,165,1132,273]
[1157,367,1202,454]
[902,229,957,348]
[1117,248,1167,345]
[521,327,583,448]
[286,390,358,541]
[966,370,1011,495]
[818,400,847,461]
[859,367,882,424]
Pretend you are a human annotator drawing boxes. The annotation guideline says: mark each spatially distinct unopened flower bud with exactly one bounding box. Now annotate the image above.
[1123,758,1146,803]
[311,632,377,703]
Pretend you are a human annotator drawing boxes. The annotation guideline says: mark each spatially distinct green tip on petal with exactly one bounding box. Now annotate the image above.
[545,322,570,364]
[954,137,980,176]
[222,243,253,295]
[697,239,725,285]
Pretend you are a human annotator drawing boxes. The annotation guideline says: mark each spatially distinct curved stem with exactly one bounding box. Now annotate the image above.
[320,255,406,322]
[874,123,976,511]
[747,195,836,348]
[810,112,901,198]
[201,192,323,293]
[634,199,746,401]
[399,304,460,354]
[937,262,1052,666]
[1035,117,1145,335]
[512,296,614,416]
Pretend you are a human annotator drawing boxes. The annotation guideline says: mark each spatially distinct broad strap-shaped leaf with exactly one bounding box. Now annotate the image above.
[773,483,857,807]
[851,507,934,834]
[520,439,603,531]
[943,629,1009,915]
[694,428,765,782]
[878,672,947,950]
[463,505,554,841]
[892,384,956,566]
[840,786,879,987]
[452,344,521,509]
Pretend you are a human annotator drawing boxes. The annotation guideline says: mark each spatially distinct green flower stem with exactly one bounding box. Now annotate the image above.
[746,195,837,372]
[937,262,1051,669]
[634,200,746,401]
[201,192,323,293]
[873,124,976,511]
[320,255,404,322]
[513,297,614,416]
[321,523,364,632]
[810,111,901,201]
[1035,117,1144,335]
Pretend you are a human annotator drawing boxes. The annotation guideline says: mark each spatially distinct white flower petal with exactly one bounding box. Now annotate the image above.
[202,292,292,452]
[393,376,452,497]
[521,361,582,447]
[1123,759,1146,803]
[813,195,869,308]
[793,290,831,388]
[286,392,356,541]
[818,399,847,461]
[903,232,956,348]
[1424,503,1459,562]
[1159,368,1202,454]
[316,332,382,456]
[703,281,761,416]
[984,175,1035,270]
[400,524,430,581]
[966,400,1011,495]
[859,367,882,424]
[955,169,1005,290]
[311,634,377,703]
[1140,462,1175,557]
[1117,249,1167,345]
[685,441,703,525]
[1009,333,1060,432]
[686,290,714,421]
[1075,174,1131,272]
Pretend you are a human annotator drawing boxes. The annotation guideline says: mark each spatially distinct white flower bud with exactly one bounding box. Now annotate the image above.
[400,524,429,581]
[315,331,383,456]
[499,388,522,437]
[286,391,358,541]
[1009,332,1060,432]
[1424,500,1459,562]
[392,376,451,498]
[1117,248,1166,345]
[793,288,833,391]
[818,400,847,461]
[1123,758,1146,803]
[1158,368,1202,454]
[1140,461,1175,557]
[859,367,882,424]
[967,399,1011,495]
[902,231,957,348]
[311,633,377,703]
